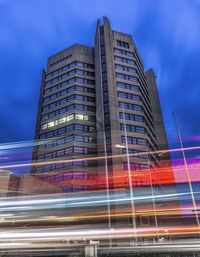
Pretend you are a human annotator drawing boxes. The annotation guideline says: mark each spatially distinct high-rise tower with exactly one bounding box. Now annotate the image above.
[33,17,169,193]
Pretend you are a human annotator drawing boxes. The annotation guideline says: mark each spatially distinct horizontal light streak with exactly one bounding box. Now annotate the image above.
[0,191,193,209]
[0,207,197,224]
[1,145,200,170]
[0,226,200,241]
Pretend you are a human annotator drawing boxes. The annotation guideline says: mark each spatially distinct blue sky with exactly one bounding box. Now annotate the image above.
[0,0,200,145]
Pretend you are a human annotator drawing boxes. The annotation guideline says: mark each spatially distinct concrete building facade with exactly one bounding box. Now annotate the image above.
[33,17,169,193]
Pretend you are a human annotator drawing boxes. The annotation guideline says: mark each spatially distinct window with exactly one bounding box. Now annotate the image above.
[76,62,84,67]
[73,173,84,179]
[45,142,54,148]
[48,121,54,128]
[116,73,124,79]
[64,173,72,179]
[66,115,74,121]
[45,61,94,85]
[116,73,138,82]
[66,135,73,142]
[43,177,51,183]
[115,64,136,74]
[59,117,66,124]
[75,95,84,101]
[58,127,65,134]
[121,136,146,145]
[42,124,47,130]
[57,149,64,157]
[117,82,139,92]
[73,186,83,192]
[118,102,143,111]
[74,124,83,131]
[117,92,141,102]
[63,186,72,192]
[74,160,84,166]
[75,104,84,110]
[74,147,83,153]
[113,48,134,57]
[43,105,49,111]
[135,115,144,122]
[76,69,84,75]
[136,127,145,133]
[76,77,84,83]
[116,40,129,49]
[120,124,145,134]
[57,138,65,145]
[66,124,73,132]
[54,174,63,182]
[69,70,76,76]
[115,64,124,70]
[137,138,146,145]
[47,131,54,138]
[74,135,84,142]
[124,162,143,171]
[113,48,121,54]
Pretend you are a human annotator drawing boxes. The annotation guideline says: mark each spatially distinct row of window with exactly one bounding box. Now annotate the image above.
[49,54,72,67]
[46,69,95,87]
[123,162,148,171]
[42,94,95,112]
[44,85,95,103]
[118,114,156,150]
[121,135,146,145]
[116,73,138,82]
[44,77,95,94]
[119,112,156,146]
[41,104,96,121]
[114,48,134,57]
[46,61,94,79]
[120,124,146,134]
[118,101,143,111]
[119,112,144,122]
[122,148,147,159]
[39,124,96,139]
[63,186,84,192]
[117,82,139,92]
[38,146,96,160]
[116,40,130,49]
[117,92,141,102]
[115,64,137,74]
[41,114,95,130]
[114,56,136,65]
[35,161,89,173]
[39,135,96,150]
[42,172,88,183]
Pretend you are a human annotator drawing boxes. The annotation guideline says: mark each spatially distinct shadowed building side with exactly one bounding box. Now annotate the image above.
[146,69,171,165]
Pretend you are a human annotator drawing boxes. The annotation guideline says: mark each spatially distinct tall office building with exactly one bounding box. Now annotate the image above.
[33,17,170,192]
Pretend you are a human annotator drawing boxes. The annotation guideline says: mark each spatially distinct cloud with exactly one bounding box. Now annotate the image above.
[0,0,199,147]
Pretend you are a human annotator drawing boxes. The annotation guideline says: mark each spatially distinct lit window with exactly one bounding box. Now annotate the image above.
[42,124,47,130]
[54,120,59,126]
[66,115,74,121]
[75,114,84,120]
[48,121,54,128]
[59,117,66,124]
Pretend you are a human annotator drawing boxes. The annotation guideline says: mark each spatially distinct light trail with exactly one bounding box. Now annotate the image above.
[0,226,200,241]
[1,145,200,169]
[0,205,198,225]
[0,191,194,209]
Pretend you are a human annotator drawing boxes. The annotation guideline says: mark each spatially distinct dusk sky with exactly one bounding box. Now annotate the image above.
[0,0,200,146]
